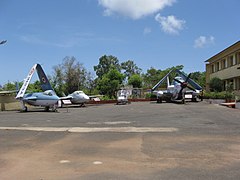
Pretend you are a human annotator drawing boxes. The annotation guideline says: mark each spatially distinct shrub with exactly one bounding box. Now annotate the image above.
[145,93,157,99]
[209,77,223,92]
[203,91,234,99]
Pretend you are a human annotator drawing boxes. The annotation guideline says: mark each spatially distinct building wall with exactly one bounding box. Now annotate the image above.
[205,41,240,92]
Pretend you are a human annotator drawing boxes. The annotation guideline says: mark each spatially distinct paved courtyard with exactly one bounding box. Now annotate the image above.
[0,101,240,180]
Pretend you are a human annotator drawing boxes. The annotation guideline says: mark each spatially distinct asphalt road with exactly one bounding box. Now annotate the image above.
[0,101,240,180]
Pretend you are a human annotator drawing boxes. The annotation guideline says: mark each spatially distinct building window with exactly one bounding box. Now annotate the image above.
[216,62,220,71]
[224,59,227,68]
[237,52,240,64]
[228,56,234,66]
[211,64,215,73]
[221,59,225,69]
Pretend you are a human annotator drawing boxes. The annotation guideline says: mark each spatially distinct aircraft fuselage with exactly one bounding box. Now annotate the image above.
[69,91,90,104]
[23,92,60,107]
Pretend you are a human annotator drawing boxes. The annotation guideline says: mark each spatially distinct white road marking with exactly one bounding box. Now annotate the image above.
[86,122,101,125]
[93,161,103,165]
[87,121,132,125]
[104,121,132,125]
[0,127,178,133]
[59,160,70,164]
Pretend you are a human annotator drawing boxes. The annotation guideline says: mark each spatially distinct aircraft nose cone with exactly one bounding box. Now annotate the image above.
[84,95,90,100]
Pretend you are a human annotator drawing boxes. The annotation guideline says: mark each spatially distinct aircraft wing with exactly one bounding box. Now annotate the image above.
[175,69,202,91]
[36,64,53,91]
[60,96,73,100]
[0,90,17,95]
[16,64,37,99]
[88,95,103,99]
[151,69,174,91]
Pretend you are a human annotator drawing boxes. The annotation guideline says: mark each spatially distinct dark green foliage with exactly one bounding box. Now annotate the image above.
[142,67,162,88]
[121,60,142,79]
[209,77,223,92]
[190,71,206,88]
[94,55,121,79]
[128,74,143,88]
[145,93,157,99]
[203,91,234,99]
[2,82,17,91]
[142,65,184,89]
[97,68,124,98]
[27,80,42,92]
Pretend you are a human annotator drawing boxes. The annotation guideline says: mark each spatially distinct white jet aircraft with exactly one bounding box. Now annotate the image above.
[60,91,90,107]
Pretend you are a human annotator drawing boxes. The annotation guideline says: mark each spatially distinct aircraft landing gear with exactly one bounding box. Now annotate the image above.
[45,106,50,112]
[191,98,197,102]
[20,101,28,112]
[52,104,58,112]
[80,103,85,107]
[157,97,162,103]
[23,106,28,112]
[182,98,186,104]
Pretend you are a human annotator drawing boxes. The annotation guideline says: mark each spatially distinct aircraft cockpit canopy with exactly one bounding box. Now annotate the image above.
[44,90,54,96]
[74,91,85,95]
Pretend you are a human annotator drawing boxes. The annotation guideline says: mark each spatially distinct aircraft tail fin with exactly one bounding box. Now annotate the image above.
[36,64,53,91]
[16,64,37,99]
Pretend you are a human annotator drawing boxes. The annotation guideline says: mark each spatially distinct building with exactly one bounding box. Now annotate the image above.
[205,41,240,94]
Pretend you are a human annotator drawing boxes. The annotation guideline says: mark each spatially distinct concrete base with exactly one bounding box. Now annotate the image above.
[235,102,240,109]
[205,99,225,104]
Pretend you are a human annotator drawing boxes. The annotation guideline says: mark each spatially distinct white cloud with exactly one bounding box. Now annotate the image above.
[143,27,152,34]
[194,36,215,48]
[98,0,176,19]
[155,13,185,34]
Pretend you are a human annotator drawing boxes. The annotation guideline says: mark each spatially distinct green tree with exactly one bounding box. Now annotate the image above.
[121,60,142,79]
[27,80,42,92]
[190,71,206,88]
[51,64,65,96]
[209,77,223,92]
[2,82,17,91]
[142,65,184,89]
[52,56,90,95]
[97,68,124,98]
[83,72,97,95]
[128,74,143,88]
[142,67,162,88]
[161,65,184,83]
[94,55,121,79]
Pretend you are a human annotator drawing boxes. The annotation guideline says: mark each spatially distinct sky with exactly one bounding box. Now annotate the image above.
[0,0,240,85]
